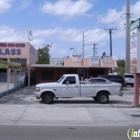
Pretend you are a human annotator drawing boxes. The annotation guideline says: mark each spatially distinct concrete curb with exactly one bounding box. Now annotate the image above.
[110,104,140,108]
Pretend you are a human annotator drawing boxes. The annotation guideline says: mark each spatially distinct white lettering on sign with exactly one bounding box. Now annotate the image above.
[72,55,82,62]
[0,43,25,48]
[102,56,112,63]
[90,56,99,65]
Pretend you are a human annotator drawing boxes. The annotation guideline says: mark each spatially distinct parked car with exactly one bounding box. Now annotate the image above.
[125,73,134,87]
[98,75,125,86]
[87,77,111,83]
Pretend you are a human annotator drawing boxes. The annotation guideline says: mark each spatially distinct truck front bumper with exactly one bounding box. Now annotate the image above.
[34,91,41,99]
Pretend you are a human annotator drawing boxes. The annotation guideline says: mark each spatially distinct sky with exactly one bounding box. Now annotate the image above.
[0,0,140,60]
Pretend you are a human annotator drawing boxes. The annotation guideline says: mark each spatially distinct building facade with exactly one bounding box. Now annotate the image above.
[29,55,118,85]
[0,42,38,67]
[0,42,38,82]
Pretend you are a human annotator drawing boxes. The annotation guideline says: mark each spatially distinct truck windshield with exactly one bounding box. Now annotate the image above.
[56,76,65,83]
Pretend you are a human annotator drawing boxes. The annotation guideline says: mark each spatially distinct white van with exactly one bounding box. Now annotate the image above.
[125,73,134,87]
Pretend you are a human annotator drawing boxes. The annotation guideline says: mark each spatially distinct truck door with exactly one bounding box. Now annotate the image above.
[60,76,80,97]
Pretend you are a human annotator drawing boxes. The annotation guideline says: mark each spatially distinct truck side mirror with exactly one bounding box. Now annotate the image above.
[66,81,69,85]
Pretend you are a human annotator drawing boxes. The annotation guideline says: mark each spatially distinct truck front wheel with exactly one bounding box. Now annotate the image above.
[42,93,53,104]
[97,93,109,104]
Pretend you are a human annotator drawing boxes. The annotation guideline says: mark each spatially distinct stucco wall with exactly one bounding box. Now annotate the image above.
[0,42,37,65]
[29,44,38,65]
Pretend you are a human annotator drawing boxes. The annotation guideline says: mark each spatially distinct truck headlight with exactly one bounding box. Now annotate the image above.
[35,87,40,92]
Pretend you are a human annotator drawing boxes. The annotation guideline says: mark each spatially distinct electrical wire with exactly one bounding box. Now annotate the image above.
[87,0,113,39]
[87,0,121,42]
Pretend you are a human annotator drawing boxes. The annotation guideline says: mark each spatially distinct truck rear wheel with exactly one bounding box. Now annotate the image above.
[42,93,53,104]
[97,92,109,104]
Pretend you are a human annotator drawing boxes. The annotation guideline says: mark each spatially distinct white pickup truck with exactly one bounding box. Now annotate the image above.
[34,74,123,104]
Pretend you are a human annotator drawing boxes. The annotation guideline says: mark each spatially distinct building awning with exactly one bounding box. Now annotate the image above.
[0,59,21,69]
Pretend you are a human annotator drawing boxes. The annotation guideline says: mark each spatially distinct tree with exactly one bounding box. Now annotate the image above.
[114,59,125,75]
[38,44,52,64]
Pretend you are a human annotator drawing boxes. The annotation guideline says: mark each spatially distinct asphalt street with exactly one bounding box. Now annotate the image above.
[0,125,139,140]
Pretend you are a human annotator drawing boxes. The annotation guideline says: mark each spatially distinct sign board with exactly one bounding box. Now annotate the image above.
[0,43,25,56]
[56,59,64,66]
[130,18,140,73]
[72,55,82,62]
[90,56,99,66]
[130,29,137,73]
[102,56,112,63]
[130,19,140,31]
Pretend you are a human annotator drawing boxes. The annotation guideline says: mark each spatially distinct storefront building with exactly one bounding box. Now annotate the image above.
[29,55,118,85]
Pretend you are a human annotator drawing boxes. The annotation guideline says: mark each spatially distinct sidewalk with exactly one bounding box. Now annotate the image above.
[0,86,139,126]
[0,104,140,126]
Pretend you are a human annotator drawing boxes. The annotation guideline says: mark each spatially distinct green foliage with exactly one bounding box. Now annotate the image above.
[114,59,125,75]
[38,44,52,64]
[117,59,125,68]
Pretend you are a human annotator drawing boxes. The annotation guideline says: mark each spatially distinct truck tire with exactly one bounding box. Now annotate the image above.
[42,93,53,104]
[97,92,109,104]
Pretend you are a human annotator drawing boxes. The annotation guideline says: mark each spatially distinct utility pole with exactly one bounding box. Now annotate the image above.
[125,0,130,73]
[105,28,116,73]
[90,43,98,56]
[83,32,87,58]
[104,28,116,57]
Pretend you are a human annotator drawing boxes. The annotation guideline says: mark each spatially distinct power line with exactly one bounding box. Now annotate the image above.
[87,0,113,39]
[104,15,126,29]
[97,45,109,53]
[87,0,121,43]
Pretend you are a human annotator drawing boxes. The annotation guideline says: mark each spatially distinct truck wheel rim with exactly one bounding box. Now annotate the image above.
[101,96,107,102]
[45,95,51,102]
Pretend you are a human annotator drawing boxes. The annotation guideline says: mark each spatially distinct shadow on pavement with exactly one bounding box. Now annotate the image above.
[0,87,36,104]
[38,99,132,105]
[0,86,133,106]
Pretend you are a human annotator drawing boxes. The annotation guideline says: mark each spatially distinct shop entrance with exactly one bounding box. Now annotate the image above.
[30,70,38,85]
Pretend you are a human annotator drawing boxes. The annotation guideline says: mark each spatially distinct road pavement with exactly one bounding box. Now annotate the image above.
[0,86,140,126]
[0,125,138,140]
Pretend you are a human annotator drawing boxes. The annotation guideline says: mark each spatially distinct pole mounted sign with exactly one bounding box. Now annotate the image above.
[90,56,99,66]
[130,18,140,107]
[130,18,140,73]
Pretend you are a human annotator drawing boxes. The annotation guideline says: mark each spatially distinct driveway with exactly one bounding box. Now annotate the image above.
[0,86,138,107]
[0,86,140,126]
